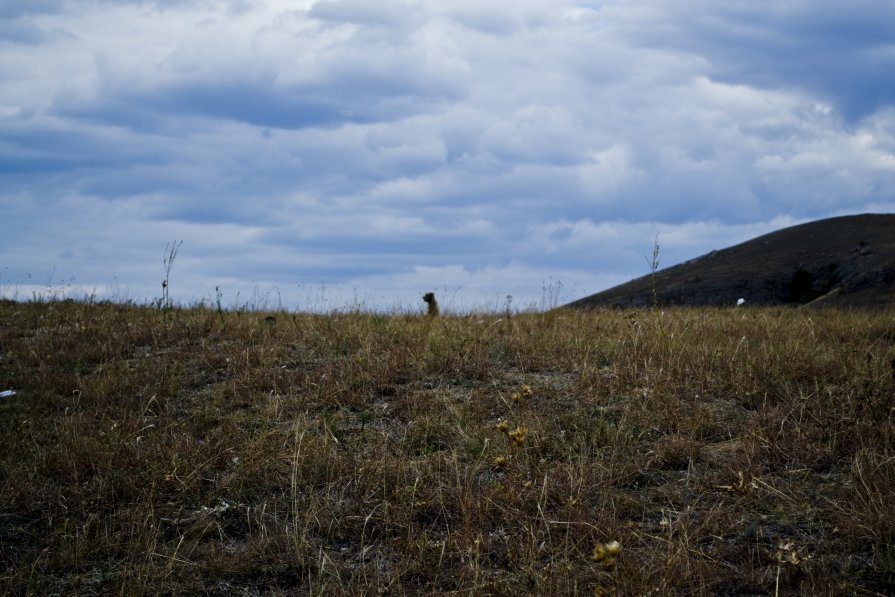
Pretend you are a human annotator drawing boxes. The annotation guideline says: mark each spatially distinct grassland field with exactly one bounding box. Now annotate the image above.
[1,299,894,595]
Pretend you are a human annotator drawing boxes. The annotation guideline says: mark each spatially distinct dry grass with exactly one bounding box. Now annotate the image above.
[1,299,894,595]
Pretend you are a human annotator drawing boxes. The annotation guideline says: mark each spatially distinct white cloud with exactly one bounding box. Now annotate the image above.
[577,145,643,198]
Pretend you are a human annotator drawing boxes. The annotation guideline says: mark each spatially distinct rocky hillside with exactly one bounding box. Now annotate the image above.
[566,213,895,309]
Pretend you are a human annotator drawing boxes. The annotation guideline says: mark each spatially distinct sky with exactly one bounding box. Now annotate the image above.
[2,0,894,312]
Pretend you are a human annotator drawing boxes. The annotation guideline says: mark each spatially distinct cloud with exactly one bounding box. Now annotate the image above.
[0,1,61,19]
[308,0,418,27]
[619,0,895,121]
[1,0,894,310]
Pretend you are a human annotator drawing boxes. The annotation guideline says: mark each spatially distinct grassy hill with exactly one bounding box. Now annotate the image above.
[566,213,895,309]
[1,299,894,594]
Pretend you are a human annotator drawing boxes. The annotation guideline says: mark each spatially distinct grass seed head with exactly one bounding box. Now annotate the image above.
[509,426,527,444]
[776,539,807,566]
[592,540,621,568]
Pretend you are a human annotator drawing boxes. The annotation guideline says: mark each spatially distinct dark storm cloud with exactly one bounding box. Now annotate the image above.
[625,0,895,121]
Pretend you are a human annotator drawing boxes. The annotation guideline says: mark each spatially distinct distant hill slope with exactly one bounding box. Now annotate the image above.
[565,214,895,309]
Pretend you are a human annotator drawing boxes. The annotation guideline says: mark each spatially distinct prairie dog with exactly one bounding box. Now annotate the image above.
[423,292,439,317]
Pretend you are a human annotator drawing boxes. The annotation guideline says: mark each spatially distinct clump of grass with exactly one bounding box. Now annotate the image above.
[0,299,893,594]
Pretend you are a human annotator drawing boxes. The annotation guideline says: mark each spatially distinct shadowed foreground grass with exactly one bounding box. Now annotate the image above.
[1,300,893,595]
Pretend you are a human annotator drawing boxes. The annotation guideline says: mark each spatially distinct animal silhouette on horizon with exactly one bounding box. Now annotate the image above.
[423,292,439,317]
